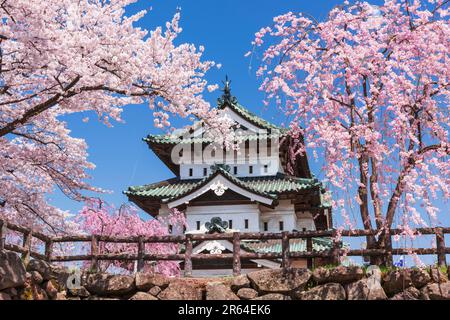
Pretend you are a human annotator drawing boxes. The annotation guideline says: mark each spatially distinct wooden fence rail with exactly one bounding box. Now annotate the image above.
[0,219,449,276]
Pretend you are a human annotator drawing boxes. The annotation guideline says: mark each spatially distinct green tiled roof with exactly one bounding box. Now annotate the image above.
[219,101,283,131]
[125,168,320,202]
[144,132,285,145]
[240,238,333,253]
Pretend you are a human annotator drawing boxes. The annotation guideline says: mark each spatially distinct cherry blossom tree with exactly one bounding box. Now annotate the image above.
[77,199,186,276]
[250,0,449,263]
[0,0,229,234]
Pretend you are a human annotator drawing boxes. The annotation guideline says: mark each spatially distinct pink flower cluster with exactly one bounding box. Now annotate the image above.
[251,0,449,237]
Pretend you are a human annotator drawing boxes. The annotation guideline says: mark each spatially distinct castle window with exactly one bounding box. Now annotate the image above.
[189,168,193,177]
[228,220,233,229]
[196,221,201,230]
[263,222,268,232]
[279,221,284,231]
[203,167,207,176]
[168,225,173,234]
[244,219,249,229]
[264,165,268,173]
[233,166,238,175]
[249,166,253,174]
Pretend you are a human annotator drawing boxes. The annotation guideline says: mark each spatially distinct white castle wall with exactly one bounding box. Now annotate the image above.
[158,201,316,235]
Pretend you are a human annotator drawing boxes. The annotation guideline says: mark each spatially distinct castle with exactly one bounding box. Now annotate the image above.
[125,80,333,276]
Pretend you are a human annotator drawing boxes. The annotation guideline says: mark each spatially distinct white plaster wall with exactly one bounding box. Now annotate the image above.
[260,200,296,232]
[158,202,316,235]
[296,211,316,231]
[176,106,282,180]
[184,204,261,233]
[179,156,281,179]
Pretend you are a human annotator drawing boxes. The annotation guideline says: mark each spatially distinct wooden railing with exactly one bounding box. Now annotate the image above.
[1,219,449,276]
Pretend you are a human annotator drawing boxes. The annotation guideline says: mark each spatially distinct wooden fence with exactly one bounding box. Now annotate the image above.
[1,219,449,276]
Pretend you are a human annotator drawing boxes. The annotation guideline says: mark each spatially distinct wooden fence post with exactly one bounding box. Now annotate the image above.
[45,239,53,262]
[91,235,99,272]
[184,234,193,277]
[0,219,6,251]
[435,227,446,268]
[281,231,290,272]
[306,236,313,269]
[385,230,393,267]
[22,231,32,264]
[137,236,145,272]
[331,230,341,266]
[232,232,241,276]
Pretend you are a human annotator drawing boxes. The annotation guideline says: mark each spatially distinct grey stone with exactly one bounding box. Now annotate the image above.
[26,259,53,280]
[158,281,203,300]
[252,293,291,300]
[129,292,158,300]
[390,287,421,300]
[312,266,364,285]
[0,292,11,300]
[296,283,346,300]
[0,250,27,290]
[247,268,311,294]
[382,269,413,296]
[135,272,154,291]
[429,267,448,283]
[84,273,109,295]
[237,288,258,300]
[104,275,135,295]
[410,268,431,288]
[148,273,170,289]
[43,279,58,299]
[148,286,161,297]
[345,278,387,300]
[230,275,250,291]
[312,267,330,284]
[206,282,239,300]
[420,282,450,300]
[30,271,43,284]
[56,291,67,300]
[68,286,90,298]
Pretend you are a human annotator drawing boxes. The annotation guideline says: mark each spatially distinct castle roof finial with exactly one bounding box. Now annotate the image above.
[219,75,237,106]
[223,75,231,97]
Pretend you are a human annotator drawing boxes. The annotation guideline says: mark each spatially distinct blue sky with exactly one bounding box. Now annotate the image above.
[53,0,366,213]
[51,0,447,265]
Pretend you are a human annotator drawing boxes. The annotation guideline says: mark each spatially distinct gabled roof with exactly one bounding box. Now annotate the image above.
[125,168,321,205]
[126,166,277,207]
[218,99,283,131]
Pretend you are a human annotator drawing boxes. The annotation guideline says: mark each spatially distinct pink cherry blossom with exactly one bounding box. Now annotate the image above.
[251,0,449,256]
[0,1,229,234]
[77,199,186,276]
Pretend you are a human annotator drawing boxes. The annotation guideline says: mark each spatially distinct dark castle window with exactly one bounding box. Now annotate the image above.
[244,219,249,229]
[249,166,253,174]
[203,167,207,176]
[196,221,200,230]
[263,222,268,231]
[189,168,193,177]
[279,221,284,231]
[228,220,233,229]
[233,166,238,175]
[264,165,268,173]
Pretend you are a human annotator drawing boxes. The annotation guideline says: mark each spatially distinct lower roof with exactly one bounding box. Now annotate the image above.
[240,238,333,254]
[125,168,322,204]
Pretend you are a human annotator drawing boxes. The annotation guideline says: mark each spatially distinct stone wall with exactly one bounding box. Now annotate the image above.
[1,250,449,300]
